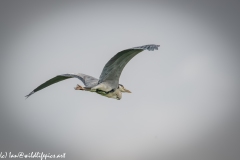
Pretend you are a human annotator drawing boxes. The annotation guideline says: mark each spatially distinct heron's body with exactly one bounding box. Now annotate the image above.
[26,44,160,100]
[95,87,122,100]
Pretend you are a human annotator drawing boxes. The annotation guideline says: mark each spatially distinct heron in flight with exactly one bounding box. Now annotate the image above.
[26,44,160,100]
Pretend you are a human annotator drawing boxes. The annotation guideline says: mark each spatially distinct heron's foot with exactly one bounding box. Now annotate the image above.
[74,84,85,90]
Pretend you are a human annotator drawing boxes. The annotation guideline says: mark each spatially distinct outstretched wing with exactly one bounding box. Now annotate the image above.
[25,73,98,98]
[98,44,160,89]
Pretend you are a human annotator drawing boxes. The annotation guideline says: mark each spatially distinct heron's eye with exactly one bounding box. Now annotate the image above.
[119,84,124,88]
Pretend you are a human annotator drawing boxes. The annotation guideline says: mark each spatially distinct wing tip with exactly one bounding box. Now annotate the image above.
[132,44,160,51]
[25,91,35,99]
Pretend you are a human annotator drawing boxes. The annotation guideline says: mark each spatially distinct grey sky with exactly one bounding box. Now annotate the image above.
[0,0,240,160]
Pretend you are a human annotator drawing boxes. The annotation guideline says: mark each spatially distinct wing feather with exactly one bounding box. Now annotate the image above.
[25,73,98,98]
[98,44,160,89]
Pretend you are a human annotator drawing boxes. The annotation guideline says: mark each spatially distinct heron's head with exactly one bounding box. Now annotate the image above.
[118,84,131,93]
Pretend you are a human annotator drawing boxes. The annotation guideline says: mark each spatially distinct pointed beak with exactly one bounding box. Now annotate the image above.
[124,89,131,93]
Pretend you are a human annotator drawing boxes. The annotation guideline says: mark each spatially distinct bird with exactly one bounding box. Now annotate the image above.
[25,44,160,100]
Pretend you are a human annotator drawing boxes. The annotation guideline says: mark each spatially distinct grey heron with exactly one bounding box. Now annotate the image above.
[26,44,160,100]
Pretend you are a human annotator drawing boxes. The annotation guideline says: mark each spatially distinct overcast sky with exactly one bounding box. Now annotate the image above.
[0,0,240,160]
